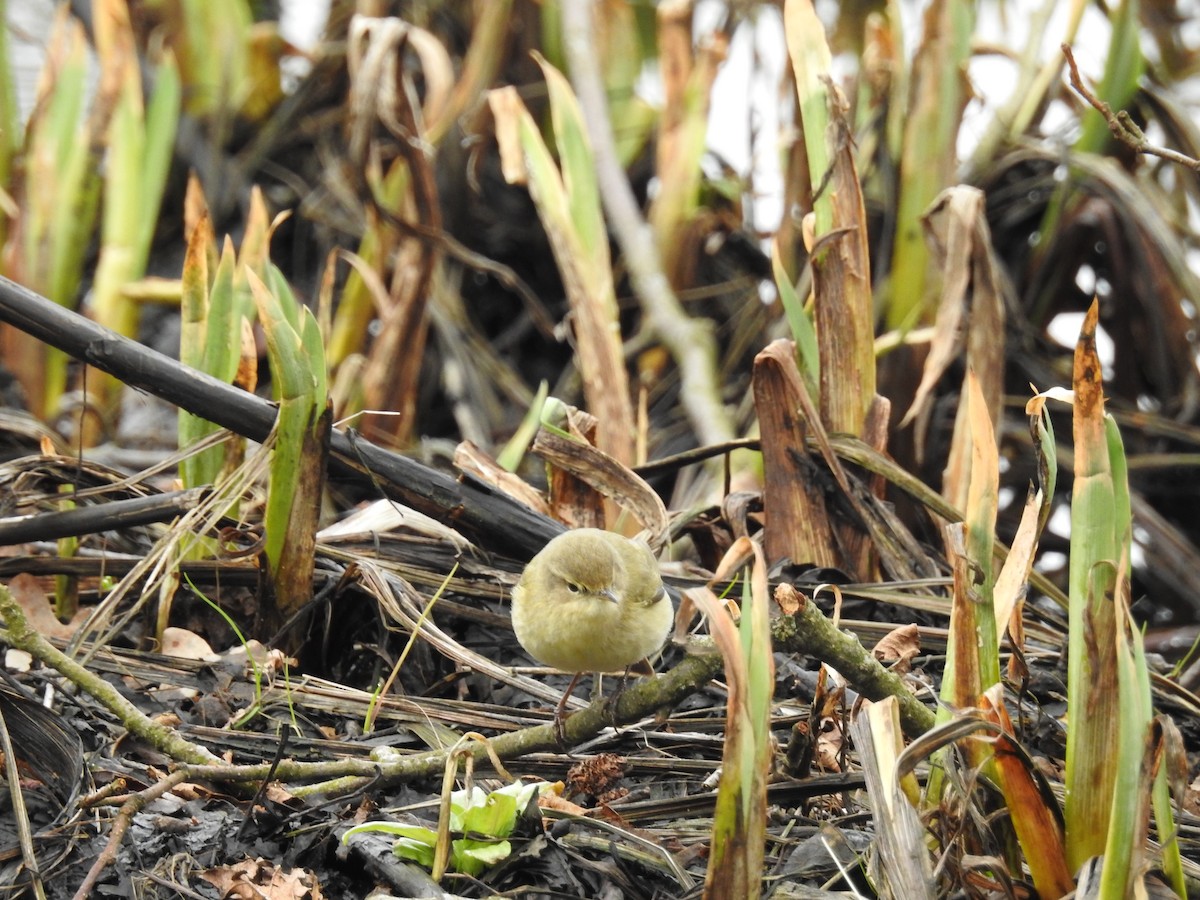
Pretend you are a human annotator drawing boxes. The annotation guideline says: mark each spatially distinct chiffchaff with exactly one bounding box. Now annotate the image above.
[511,528,672,736]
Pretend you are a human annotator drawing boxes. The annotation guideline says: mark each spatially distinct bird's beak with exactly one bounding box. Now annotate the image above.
[599,587,620,604]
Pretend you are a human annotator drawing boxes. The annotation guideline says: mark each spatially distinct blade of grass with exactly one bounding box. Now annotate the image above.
[885,0,974,330]
[247,267,330,630]
[979,684,1074,898]
[489,66,636,469]
[692,537,773,900]
[1064,300,1122,869]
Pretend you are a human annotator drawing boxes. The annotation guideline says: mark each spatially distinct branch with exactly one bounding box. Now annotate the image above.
[0,275,561,559]
[1062,43,1200,170]
[184,652,727,797]
[773,584,936,737]
[4,560,725,792]
[0,583,223,766]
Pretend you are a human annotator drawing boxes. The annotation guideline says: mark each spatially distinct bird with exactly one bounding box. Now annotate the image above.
[511,528,673,740]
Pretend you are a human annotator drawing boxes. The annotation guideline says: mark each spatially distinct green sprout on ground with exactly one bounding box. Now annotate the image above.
[342,780,555,877]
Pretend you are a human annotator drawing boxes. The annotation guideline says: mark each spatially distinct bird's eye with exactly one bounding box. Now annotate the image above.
[566,582,581,593]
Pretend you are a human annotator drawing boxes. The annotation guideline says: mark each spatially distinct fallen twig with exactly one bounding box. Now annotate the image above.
[0,583,223,766]
[73,770,192,900]
[0,275,561,559]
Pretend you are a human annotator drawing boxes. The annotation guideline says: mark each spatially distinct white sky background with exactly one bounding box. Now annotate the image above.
[278,0,330,50]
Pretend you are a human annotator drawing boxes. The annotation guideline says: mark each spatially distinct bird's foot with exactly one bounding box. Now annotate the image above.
[553,709,571,749]
[604,668,633,731]
[552,672,582,750]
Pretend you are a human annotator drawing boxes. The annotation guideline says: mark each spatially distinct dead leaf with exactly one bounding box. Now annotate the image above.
[453,441,552,515]
[4,573,90,640]
[566,752,627,801]
[811,666,845,772]
[815,716,844,773]
[872,623,920,674]
[538,790,587,817]
[160,627,218,661]
[532,425,669,544]
[199,858,325,899]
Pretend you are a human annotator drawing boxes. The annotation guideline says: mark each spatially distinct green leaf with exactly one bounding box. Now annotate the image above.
[392,834,438,869]
[537,56,602,254]
[448,786,489,832]
[299,307,328,406]
[460,792,519,839]
[1076,0,1143,155]
[136,52,181,266]
[771,241,819,395]
[451,838,512,877]
[497,380,548,472]
[343,820,435,842]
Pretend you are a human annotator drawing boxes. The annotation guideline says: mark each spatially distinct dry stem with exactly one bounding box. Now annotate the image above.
[559,0,735,449]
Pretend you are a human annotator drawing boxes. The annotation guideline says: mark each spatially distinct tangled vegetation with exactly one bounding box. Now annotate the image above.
[0,0,1199,897]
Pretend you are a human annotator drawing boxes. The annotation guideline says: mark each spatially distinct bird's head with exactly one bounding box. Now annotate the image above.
[543,538,624,603]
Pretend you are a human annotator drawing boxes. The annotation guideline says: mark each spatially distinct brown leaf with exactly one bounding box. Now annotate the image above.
[911,187,1008,510]
[199,858,324,899]
[454,441,551,515]
[752,340,836,568]
[567,752,628,802]
[538,790,588,817]
[872,623,920,674]
[532,425,668,542]
[4,574,89,640]
[159,627,217,661]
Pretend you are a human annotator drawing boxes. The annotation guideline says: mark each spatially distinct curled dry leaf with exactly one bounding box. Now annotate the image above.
[531,425,669,546]
[453,441,552,516]
[317,496,476,551]
[816,717,844,773]
[538,789,588,818]
[812,666,846,773]
[872,623,920,675]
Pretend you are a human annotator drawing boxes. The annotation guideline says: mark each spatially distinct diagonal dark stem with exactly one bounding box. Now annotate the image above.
[0,275,561,558]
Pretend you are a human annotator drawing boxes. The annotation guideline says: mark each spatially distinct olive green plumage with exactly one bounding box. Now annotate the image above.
[511,528,672,675]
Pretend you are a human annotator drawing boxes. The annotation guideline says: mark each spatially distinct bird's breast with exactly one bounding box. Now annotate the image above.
[512,587,671,674]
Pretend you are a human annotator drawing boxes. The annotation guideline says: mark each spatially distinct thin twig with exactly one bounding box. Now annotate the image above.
[1062,43,1200,170]
[73,770,192,900]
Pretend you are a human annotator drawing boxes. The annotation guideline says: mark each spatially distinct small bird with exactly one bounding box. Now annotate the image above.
[511,528,673,738]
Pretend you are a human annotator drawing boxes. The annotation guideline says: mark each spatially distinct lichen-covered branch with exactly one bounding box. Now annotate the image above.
[0,584,222,766]
[772,584,936,737]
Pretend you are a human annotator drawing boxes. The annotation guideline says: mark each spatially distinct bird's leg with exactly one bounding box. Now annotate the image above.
[554,671,583,747]
[607,666,632,729]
